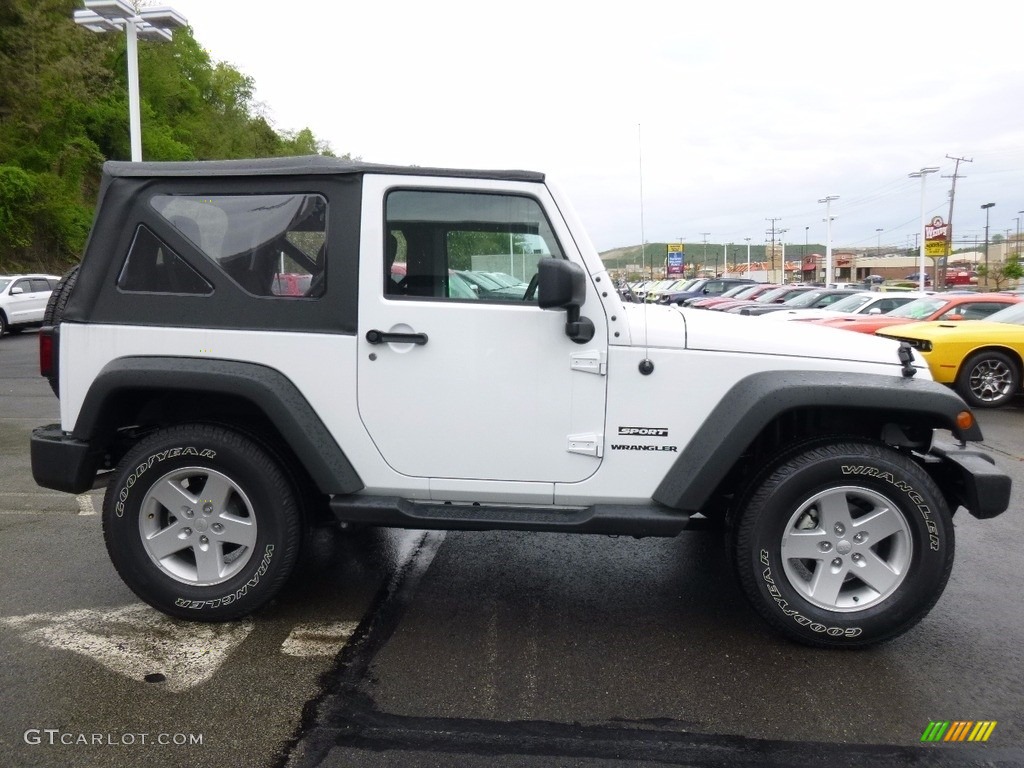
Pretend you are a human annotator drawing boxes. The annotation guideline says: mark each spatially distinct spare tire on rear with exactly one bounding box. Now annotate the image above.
[42,265,80,398]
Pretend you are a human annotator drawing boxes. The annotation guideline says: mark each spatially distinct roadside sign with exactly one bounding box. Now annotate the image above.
[925,216,949,258]
[666,243,685,275]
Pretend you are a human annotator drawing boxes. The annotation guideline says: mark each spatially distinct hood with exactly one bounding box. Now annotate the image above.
[878,319,1019,341]
[620,302,921,369]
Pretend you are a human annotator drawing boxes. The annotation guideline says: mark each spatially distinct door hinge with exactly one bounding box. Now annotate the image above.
[570,351,607,376]
[567,433,604,458]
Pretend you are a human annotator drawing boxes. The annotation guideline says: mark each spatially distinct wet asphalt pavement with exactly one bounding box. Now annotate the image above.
[0,330,1021,768]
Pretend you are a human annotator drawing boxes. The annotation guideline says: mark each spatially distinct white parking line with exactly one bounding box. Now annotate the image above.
[281,621,359,657]
[76,494,96,515]
[0,605,253,692]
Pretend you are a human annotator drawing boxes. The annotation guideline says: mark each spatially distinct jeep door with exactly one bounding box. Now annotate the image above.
[356,176,608,489]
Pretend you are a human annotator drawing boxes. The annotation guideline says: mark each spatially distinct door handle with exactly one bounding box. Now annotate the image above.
[365,329,429,345]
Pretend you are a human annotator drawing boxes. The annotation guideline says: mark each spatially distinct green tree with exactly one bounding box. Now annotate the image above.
[0,0,340,271]
[977,256,1023,291]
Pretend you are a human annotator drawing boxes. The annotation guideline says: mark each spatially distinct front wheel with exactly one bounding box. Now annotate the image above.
[956,350,1018,408]
[102,424,302,621]
[732,440,954,648]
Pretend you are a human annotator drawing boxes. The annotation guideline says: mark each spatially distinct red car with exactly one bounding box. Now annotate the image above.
[688,283,779,309]
[809,292,1022,334]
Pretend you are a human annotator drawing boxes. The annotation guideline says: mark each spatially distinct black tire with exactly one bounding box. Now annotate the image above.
[0,312,7,336]
[102,424,303,621]
[732,439,954,648]
[955,350,1019,409]
[42,265,80,397]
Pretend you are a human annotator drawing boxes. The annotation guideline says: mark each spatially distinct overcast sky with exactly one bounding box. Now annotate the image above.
[162,0,1024,254]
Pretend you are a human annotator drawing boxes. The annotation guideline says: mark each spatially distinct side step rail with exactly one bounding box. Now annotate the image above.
[329,496,698,538]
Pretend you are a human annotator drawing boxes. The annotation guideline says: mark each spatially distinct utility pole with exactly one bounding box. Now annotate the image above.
[765,218,781,283]
[701,233,710,276]
[779,228,789,282]
[941,154,972,288]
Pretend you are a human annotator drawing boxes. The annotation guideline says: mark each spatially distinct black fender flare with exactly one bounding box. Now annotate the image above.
[652,370,981,511]
[72,357,363,494]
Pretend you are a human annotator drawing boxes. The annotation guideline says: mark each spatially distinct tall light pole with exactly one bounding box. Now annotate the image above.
[981,202,995,287]
[744,237,751,276]
[701,233,710,276]
[909,167,939,290]
[73,1,187,162]
[875,228,883,256]
[819,196,839,286]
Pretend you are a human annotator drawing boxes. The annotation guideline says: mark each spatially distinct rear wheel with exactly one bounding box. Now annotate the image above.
[102,424,303,621]
[956,350,1018,408]
[732,440,954,648]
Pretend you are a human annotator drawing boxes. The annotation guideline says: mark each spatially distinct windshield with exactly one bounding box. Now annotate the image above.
[826,293,876,313]
[783,290,833,308]
[983,302,1024,325]
[669,278,698,292]
[755,287,797,303]
[887,297,948,319]
[0,278,10,291]
[720,284,755,299]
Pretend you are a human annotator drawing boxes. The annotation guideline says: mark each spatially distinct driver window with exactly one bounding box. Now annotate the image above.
[384,189,564,303]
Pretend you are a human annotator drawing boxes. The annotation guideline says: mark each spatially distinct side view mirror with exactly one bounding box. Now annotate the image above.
[537,258,595,344]
[867,307,882,315]
[10,286,23,295]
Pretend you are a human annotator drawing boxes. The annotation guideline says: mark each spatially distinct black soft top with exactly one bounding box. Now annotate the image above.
[103,155,545,182]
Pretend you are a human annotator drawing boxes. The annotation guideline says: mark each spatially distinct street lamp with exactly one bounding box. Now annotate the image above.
[818,196,839,286]
[981,202,995,286]
[909,167,939,290]
[73,1,188,161]
[744,236,751,276]
[875,228,883,256]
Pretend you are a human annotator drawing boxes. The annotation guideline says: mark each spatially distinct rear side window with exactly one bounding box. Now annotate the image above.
[117,225,213,295]
[151,194,327,298]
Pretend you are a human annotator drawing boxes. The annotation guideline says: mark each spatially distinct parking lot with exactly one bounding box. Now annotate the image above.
[1,329,1022,768]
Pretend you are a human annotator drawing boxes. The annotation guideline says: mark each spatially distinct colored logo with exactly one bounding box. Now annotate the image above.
[921,721,997,743]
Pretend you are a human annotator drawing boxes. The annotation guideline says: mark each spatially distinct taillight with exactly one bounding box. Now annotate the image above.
[39,328,54,378]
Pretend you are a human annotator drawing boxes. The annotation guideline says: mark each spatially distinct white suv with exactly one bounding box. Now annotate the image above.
[30,157,1010,648]
[0,274,59,336]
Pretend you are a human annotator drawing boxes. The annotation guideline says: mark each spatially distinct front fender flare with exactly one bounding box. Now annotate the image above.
[652,370,980,511]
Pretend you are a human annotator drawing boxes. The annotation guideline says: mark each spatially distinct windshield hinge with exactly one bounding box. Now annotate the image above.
[570,351,607,376]
[567,433,604,458]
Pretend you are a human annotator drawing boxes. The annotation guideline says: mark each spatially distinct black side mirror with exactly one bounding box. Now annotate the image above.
[537,258,595,344]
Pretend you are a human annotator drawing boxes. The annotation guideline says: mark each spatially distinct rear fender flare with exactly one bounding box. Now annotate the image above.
[72,357,363,495]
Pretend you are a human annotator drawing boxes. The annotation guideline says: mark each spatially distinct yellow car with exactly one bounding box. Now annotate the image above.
[876,302,1024,408]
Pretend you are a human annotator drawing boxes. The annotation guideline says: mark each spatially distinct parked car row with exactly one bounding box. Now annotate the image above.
[621,277,1024,408]
[0,274,60,336]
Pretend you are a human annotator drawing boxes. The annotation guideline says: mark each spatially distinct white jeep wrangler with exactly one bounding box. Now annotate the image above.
[31,157,1010,647]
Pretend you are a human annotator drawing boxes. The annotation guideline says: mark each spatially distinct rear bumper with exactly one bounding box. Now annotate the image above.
[929,441,1011,519]
[31,424,101,494]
